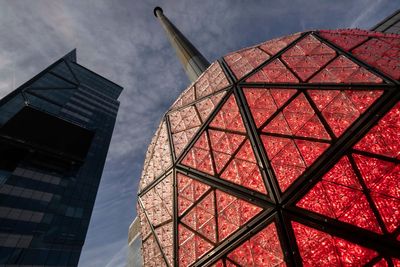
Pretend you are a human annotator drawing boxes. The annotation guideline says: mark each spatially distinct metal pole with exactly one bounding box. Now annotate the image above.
[154,7,210,83]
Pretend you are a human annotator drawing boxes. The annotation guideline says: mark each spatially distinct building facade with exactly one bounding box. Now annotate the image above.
[371,9,400,34]
[128,217,143,267]
[137,17,400,267]
[0,50,122,266]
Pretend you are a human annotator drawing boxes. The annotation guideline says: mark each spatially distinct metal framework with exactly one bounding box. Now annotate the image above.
[138,29,400,267]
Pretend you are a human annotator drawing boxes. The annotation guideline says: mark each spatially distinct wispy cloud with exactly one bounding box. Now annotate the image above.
[0,0,399,266]
[350,0,383,28]
[105,243,128,267]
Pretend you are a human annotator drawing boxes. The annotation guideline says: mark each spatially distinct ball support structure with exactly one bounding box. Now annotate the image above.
[138,30,400,266]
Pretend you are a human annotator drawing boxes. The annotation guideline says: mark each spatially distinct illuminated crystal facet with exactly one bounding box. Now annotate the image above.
[138,29,400,266]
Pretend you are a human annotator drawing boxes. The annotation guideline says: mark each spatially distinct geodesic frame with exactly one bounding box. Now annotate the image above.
[137,29,400,267]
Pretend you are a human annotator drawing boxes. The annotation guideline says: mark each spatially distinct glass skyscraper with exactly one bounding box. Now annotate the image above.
[128,217,143,267]
[0,50,122,266]
[371,9,400,34]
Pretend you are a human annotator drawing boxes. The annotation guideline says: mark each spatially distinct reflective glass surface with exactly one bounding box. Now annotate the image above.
[0,50,122,266]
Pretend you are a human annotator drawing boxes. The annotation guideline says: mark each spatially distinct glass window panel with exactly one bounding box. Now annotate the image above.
[28,72,75,89]
[51,61,77,83]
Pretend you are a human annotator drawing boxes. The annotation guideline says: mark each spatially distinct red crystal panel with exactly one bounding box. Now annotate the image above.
[142,233,168,267]
[172,85,196,110]
[216,190,262,241]
[181,191,217,243]
[278,94,318,134]
[139,207,152,239]
[265,138,306,192]
[182,132,215,175]
[177,173,210,216]
[195,91,226,122]
[309,55,383,83]
[209,129,245,173]
[373,258,389,267]
[139,30,400,267]
[210,94,246,133]
[319,31,368,51]
[195,62,230,98]
[178,183,263,265]
[172,127,200,158]
[352,103,400,233]
[259,32,301,56]
[169,106,201,146]
[354,154,400,233]
[243,88,297,128]
[292,221,378,267]
[345,90,384,113]
[352,37,400,80]
[227,222,286,267]
[258,92,330,192]
[179,224,214,266]
[170,91,226,157]
[309,89,382,137]
[140,174,173,228]
[243,88,278,127]
[168,62,230,158]
[246,59,299,83]
[219,139,268,194]
[155,222,174,266]
[281,34,336,81]
[182,94,267,194]
[224,47,270,80]
[225,259,237,267]
[297,156,382,233]
[211,260,224,267]
[354,102,400,158]
[261,92,331,140]
[140,121,172,191]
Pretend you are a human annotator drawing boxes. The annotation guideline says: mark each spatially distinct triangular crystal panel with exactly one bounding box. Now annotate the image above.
[281,34,337,81]
[140,121,172,191]
[309,55,383,83]
[182,132,215,175]
[170,91,227,157]
[178,175,264,264]
[292,221,379,266]
[259,32,301,56]
[354,102,399,158]
[195,62,230,98]
[246,59,299,83]
[227,222,286,267]
[253,92,330,192]
[210,94,246,133]
[297,156,382,233]
[318,30,368,51]
[353,154,400,233]
[224,47,270,80]
[349,31,400,80]
[309,89,383,137]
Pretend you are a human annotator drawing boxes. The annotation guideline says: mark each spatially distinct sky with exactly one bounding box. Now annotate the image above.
[0,0,399,266]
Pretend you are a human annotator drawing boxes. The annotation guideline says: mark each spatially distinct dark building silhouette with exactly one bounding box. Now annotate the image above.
[371,9,400,33]
[0,50,122,266]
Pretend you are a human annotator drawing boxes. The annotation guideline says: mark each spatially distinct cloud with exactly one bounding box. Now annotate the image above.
[350,0,384,28]
[105,243,128,267]
[78,238,128,267]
